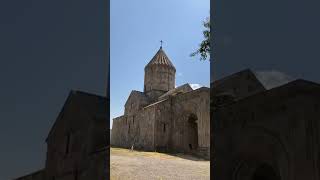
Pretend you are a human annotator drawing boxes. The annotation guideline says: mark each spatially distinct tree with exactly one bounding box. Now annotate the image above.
[191,17,211,61]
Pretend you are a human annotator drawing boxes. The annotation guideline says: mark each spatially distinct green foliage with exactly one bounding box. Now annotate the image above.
[191,17,211,61]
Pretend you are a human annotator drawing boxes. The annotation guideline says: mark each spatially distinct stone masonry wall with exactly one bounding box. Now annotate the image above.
[111,88,210,158]
[171,87,210,157]
[144,65,175,93]
[212,82,320,180]
[111,106,156,151]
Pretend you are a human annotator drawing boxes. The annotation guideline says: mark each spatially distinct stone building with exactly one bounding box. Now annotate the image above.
[15,91,108,180]
[111,47,210,158]
[212,69,320,180]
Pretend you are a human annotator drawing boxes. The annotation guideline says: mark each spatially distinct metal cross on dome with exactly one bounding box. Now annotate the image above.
[160,40,163,48]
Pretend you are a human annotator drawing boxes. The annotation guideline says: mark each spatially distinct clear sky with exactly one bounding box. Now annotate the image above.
[110,0,210,128]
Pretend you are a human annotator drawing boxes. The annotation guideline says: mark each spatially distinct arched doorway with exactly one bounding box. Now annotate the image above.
[251,163,281,180]
[234,161,281,180]
[187,114,198,152]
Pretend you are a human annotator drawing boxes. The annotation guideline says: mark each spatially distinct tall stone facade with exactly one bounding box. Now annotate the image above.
[212,69,320,180]
[111,47,210,158]
[15,91,108,180]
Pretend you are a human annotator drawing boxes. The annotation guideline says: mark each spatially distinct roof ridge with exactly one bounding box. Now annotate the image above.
[221,78,320,107]
[213,69,252,85]
[73,90,106,99]
[132,90,144,94]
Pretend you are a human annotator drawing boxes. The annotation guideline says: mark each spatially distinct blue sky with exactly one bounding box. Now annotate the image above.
[110,0,210,128]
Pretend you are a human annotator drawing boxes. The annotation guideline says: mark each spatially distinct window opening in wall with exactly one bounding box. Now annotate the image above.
[65,133,71,155]
[128,124,130,134]
[74,168,78,180]
[74,173,78,180]
[163,123,166,132]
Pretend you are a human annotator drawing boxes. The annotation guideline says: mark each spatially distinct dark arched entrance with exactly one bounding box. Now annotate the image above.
[251,163,281,180]
[187,114,198,152]
[235,162,281,180]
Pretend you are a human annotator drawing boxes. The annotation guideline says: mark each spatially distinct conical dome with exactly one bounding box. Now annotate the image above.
[145,47,176,71]
[144,47,176,101]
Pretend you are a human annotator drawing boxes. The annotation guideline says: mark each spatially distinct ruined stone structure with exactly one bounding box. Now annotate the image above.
[15,91,108,180]
[212,69,320,180]
[111,47,210,158]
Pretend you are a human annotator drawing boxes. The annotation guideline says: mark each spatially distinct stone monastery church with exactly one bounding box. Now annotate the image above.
[212,69,320,180]
[15,91,108,180]
[13,41,320,179]
[111,47,210,158]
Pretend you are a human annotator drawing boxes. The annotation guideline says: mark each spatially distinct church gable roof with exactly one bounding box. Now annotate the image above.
[125,90,149,107]
[223,79,320,108]
[143,99,168,109]
[253,70,295,90]
[45,90,106,142]
[124,90,151,115]
[211,69,266,99]
[158,83,193,100]
[145,47,176,71]
[213,69,263,87]
[264,79,320,96]
[213,69,296,91]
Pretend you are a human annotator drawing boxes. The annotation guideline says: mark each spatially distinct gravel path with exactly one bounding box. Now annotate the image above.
[111,148,210,180]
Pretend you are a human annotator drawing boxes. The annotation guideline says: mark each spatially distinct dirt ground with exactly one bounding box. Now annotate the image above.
[110,147,210,180]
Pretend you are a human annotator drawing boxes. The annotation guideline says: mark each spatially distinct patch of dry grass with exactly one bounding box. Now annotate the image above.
[110,147,210,180]
[111,147,178,159]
